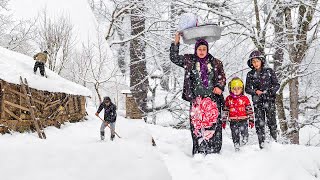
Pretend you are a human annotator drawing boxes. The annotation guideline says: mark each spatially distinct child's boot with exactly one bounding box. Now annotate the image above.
[234,143,240,152]
[100,131,105,140]
[241,135,248,145]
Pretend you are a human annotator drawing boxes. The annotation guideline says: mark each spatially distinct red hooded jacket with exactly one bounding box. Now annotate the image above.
[223,94,254,121]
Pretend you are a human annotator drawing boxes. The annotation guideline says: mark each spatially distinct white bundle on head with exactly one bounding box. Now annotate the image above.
[178,13,198,31]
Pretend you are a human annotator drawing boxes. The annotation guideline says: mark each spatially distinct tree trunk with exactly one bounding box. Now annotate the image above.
[118,39,127,75]
[116,19,127,75]
[288,76,299,144]
[94,83,102,103]
[283,1,318,144]
[272,5,287,134]
[159,3,176,92]
[130,1,148,116]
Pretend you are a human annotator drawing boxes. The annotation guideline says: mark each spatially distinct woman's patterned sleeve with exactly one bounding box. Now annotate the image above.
[169,43,184,68]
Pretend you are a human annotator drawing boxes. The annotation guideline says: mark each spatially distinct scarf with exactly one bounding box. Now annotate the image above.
[195,39,209,88]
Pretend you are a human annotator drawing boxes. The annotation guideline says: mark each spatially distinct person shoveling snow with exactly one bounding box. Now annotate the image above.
[95,96,118,141]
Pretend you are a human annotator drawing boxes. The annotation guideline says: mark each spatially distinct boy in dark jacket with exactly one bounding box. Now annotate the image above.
[95,96,117,141]
[222,77,254,151]
[245,50,280,149]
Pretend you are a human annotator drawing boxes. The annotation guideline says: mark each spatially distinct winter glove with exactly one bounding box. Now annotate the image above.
[221,110,229,122]
[222,121,227,129]
[249,121,254,129]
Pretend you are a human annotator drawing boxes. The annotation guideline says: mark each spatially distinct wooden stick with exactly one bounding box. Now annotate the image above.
[97,115,121,138]
[0,80,6,120]
[47,97,69,119]
[43,100,61,110]
[4,100,29,112]
[6,87,45,105]
[4,107,23,121]
[20,76,46,139]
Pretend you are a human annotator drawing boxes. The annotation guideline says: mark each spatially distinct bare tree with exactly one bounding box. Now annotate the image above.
[130,0,149,118]
[91,0,135,75]
[37,9,75,74]
[90,0,196,124]
[281,0,320,143]
[3,19,37,55]
[70,28,119,103]
[0,0,10,38]
[0,0,36,55]
[271,2,287,136]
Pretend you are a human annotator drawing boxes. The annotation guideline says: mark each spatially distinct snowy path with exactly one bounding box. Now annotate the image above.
[1,105,320,180]
[0,106,171,180]
[148,124,320,180]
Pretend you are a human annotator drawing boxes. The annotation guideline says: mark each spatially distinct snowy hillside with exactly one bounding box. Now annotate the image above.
[0,46,91,96]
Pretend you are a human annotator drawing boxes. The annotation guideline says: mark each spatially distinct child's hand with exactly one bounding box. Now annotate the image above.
[222,121,227,129]
[249,121,254,129]
[174,32,181,45]
[213,87,222,95]
[255,90,264,96]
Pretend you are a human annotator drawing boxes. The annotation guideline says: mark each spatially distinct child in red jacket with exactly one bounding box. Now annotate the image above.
[222,77,254,151]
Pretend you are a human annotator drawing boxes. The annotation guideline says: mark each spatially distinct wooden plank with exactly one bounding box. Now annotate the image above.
[25,77,46,139]
[20,77,46,139]
[6,87,45,105]
[4,100,29,112]
[80,96,86,115]
[19,84,22,118]
[47,97,70,120]
[47,99,61,105]
[73,96,78,113]
[4,107,23,121]
[0,80,5,120]
[43,95,53,108]
[6,86,26,97]
[43,100,61,110]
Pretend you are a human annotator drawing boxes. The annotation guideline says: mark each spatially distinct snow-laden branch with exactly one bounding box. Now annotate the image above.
[109,20,170,46]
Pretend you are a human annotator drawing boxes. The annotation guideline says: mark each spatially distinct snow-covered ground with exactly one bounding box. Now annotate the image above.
[1,1,320,179]
[149,124,320,180]
[1,101,320,180]
[0,105,171,180]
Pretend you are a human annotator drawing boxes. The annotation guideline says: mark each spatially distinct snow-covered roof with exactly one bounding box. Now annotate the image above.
[0,47,91,96]
[121,90,131,94]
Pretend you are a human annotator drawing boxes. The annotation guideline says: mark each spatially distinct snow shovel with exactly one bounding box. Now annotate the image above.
[97,115,121,138]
